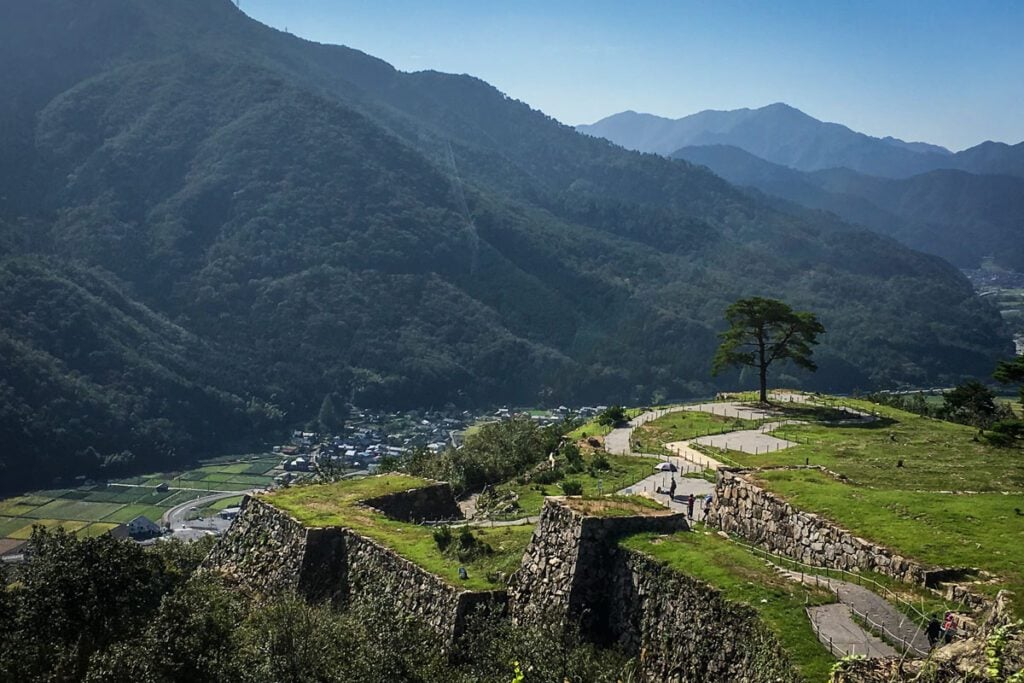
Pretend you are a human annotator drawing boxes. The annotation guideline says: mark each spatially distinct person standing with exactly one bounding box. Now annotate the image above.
[669,477,677,500]
[926,615,941,648]
[687,493,695,518]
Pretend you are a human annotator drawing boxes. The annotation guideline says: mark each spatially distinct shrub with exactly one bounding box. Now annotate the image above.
[561,480,583,496]
[591,453,611,470]
[532,467,562,485]
[432,525,452,552]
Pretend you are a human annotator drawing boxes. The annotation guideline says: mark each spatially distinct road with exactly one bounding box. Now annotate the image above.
[161,490,251,528]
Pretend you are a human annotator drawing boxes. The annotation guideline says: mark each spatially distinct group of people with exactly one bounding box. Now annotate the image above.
[926,612,958,647]
[665,477,713,519]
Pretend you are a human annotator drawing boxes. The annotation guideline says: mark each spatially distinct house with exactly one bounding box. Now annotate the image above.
[218,506,242,520]
[110,515,162,540]
[155,482,169,493]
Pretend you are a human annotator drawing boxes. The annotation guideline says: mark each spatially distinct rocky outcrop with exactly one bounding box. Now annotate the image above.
[361,482,462,523]
[509,499,796,682]
[709,469,929,584]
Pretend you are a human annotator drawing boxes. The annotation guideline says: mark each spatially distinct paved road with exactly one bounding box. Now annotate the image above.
[786,571,931,657]
[161,490,251,528]
[807,603,897,658]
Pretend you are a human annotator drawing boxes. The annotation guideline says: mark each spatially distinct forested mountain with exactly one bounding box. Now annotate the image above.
[673,145,1024,270]
[579,104,1024,180]
[0,0,1011,488]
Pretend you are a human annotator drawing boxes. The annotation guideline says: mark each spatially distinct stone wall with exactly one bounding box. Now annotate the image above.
[508,499,796,682]
[708,469,929,584]
[204,493,502,645]
[361,482,462,523]
[611,549,799,682]
[508,500,688,630]
[202,495,345,598]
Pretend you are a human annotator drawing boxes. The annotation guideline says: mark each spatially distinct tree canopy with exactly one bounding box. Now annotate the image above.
[712,297,825,403]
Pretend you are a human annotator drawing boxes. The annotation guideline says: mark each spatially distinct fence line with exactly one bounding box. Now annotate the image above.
[727,536,931,624]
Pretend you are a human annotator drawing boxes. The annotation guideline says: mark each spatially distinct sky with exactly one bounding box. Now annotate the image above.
[239,0,1024,151]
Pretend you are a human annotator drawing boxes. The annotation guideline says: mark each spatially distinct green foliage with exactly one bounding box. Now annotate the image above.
[0,0,1013,492]
[432,525,453,552]
[712,297,824,403]
[942,380,999,427]
[597,406,627,426]
[399,417,561,495]
[560,480,584,496]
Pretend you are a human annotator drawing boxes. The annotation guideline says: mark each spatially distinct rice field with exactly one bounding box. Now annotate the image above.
[0,454,283,549]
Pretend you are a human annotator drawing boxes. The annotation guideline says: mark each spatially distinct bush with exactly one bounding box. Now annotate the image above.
[432,525,452,552]
[597,406,627,426]
[561,480,583,496]
[532,467,562,485]
[591,453,611,470]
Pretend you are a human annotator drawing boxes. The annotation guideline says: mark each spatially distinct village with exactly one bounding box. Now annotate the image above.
[274,404,606,476]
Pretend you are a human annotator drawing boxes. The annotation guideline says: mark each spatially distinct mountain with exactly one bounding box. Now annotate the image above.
[0,0,1011,487]
[673,145,1024,270]
[579,104,1024,180]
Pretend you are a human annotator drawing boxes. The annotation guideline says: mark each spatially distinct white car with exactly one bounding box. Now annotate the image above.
[653,462,677,472]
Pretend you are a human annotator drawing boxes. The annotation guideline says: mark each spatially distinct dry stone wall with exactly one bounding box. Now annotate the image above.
[361,482,462,523]
[509,500,796,682]
[204,489,502,645]
[611,549,799,682]
[708,468,928,584]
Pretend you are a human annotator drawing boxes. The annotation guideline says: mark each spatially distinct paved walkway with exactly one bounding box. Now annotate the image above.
[784,571,931,657]
[807,604,897,658]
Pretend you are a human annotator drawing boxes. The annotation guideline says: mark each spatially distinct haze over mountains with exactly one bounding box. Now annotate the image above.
[0,0,1012,487]
[578,104,1024,179]
[580,105,1024,271]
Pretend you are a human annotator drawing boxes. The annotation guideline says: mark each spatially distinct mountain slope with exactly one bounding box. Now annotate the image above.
[579,104,1024,180]
[0,0,1012,487]
[674,145,1024,270]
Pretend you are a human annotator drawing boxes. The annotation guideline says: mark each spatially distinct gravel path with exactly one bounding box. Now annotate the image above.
[806,603,897,658]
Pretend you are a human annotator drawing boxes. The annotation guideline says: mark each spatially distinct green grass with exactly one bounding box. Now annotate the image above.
[0,516,27,536]
[717,399,1024,492]
[24,500,124,522]
[103,504,167,524]
[562,495,669,518]
[9,518,89,539]
[264,475,532,590]
[508,453,659,515]
[76,522,120,538]
[622,530,835,682]
[204,495,245,512]
[631,409,760,454]
[754,468,1024,615]
[565,407,646,440]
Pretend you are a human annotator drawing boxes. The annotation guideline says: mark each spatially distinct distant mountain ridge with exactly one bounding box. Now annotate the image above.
[0,0,1011,488]
[578,104,1024,179]
[673,144,1024,271]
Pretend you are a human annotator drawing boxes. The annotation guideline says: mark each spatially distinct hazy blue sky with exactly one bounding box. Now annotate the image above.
[240,0,1023,151]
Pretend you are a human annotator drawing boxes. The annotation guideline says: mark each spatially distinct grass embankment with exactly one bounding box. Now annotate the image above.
[566,407,646,440]
[563,495,668,518]
[263,475,533,590]
[721,399,1024,491]
[509,453,659,515]
[696,397,1024,614]
[631,410,760,454]
[755,468,1024,613]
[622,530,835,682]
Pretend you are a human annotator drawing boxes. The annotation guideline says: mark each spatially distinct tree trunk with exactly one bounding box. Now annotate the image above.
[758,335,768,404]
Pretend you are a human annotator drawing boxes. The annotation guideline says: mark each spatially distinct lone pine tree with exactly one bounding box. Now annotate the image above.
[712,297,825,403]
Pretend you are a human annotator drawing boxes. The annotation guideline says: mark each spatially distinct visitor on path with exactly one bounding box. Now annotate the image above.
[926,615,941,647]
[941,612,956,643]
[669,477,677,500]
[687,493,695,518]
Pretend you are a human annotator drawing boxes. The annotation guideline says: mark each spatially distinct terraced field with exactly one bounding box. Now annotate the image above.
[0,454,283,551]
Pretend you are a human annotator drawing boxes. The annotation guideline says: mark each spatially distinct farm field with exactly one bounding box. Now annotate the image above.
[0,454,283,551]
